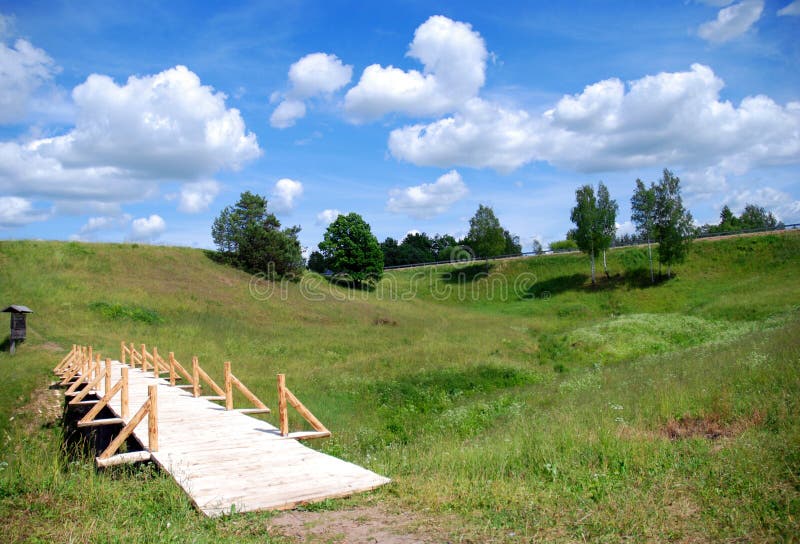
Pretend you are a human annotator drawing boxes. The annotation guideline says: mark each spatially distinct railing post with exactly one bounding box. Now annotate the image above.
[148,385,158,452]
[192,356,200,398]
[141,343,148,372]
[153,346,159,376]
[120,341,126,365]
[105,358,111,393]
[88,346,93,372]
[169,352,176,386]
[278,373,288,436]
[121,367,129,419]
[224,361,233,410]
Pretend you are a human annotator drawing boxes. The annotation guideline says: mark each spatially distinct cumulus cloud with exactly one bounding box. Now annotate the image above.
[0,196,49,227]
[0,32,59,123]
[270,53,352,128]
[389,98,539,173]
[128,214,166,242]
[344,15,487,122]
[81,216,121,234]
[777,0,800,15]
[315,209,341,225]
[270,99,306,129]
[723,186,800,223]
[386,170,469,219]
[289,53,353,97]
[271,178,303,212]
[0,65,260,205]
[178,180,220,213]
[75,214,132,240]
[389,64,800,176]
[698,0,764,43]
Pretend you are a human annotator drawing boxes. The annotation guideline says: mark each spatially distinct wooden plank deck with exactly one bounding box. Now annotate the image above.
[89,360,390,517]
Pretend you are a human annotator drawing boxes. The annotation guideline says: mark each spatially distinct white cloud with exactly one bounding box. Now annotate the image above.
[128,214,166,242]
[270,53,352,129]
[271,178,303,212]
[289,53,353,98]
[777,1,800,15]
[389,98,539,173]
[344,15,487,122]
[0,65,260,206]
[615,221,636,237]
[315,208,341,225]
[270,99,306,128]
[389,64,800,176]
[76,214,132,239]
[0,196,49,227]
[723,187,800,223]
[178,180,220,213]
[387,170,469,219]
[0,35,59,123]
[698,0,764,43]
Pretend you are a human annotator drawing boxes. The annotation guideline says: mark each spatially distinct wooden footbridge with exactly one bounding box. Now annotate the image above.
[54,343,390,517]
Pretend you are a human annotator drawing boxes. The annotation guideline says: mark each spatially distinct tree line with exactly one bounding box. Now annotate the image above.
[211,168,782,287]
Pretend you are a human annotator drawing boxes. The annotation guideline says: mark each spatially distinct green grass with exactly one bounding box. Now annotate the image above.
[1,233,799,542]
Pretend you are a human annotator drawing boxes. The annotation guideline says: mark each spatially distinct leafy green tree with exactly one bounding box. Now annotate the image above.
[398,232,435,264]
[549,239,578,252]
[464,204,507,258]
[380,237,401,267]
[570,182,616,284]
[718,205,739,232]
[211,191,303,278]
[431,234,458,261]
[631,179,657,283]
[307,250,326,273]
[597,183,619,277]
[319,212,383,286]
[739,204,779,230]
[653,169,694,278]
[503,229,522,255]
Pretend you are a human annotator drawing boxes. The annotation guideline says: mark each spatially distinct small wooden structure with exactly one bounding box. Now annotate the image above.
[2,305,32,355]
[54,341,389,515]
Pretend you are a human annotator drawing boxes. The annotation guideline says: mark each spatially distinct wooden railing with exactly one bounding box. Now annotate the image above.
[53,341,330,469]
[55,345,155,467]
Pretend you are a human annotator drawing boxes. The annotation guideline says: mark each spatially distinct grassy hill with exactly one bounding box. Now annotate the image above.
[1,233,799,542]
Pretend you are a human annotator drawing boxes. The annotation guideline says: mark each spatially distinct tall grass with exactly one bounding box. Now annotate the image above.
[0,233,798,541]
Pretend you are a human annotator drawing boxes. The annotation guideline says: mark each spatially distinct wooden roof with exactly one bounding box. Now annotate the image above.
[1,305,33,313]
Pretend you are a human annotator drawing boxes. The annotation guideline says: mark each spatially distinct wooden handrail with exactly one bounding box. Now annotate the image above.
[69,362,107,405]
[224,361,270,413]
[277,374,330,440]
[54,344,77,373]
[191,356,225,399]
[97,384,158,461]
[79,367,129,425]
[168,352,193,386]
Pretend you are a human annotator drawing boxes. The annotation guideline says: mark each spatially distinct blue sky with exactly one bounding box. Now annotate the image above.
[1,0,798,253]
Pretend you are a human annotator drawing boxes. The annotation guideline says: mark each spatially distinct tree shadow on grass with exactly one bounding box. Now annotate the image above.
[440,262,494,284]
[525,268,671,298]
[327,275,379,292]
[526,273,587,298]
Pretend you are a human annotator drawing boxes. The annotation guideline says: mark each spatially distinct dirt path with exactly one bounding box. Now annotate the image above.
[268,505,453,544]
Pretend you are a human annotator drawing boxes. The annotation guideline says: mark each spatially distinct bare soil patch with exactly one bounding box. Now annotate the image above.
[11,385,63,434]
[662,411,763,441]
[268,505,452,544]
[39,341,65,353]
[373,317,398,326]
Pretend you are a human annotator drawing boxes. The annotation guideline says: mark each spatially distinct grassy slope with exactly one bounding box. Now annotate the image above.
[0,233,798,542]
